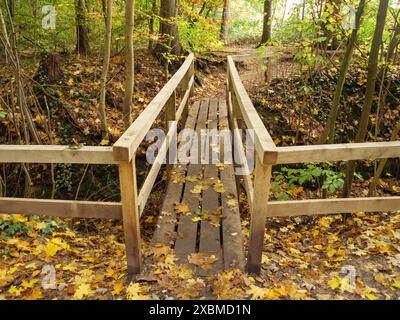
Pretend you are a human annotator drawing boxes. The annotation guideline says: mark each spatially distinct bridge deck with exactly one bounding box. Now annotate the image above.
[152,98,245,273]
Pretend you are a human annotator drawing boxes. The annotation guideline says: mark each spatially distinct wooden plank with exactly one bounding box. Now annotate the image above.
[268,197,400,217]
[174,99,209,262]
[152,101,201,245]
[0,198,122,219]
[119,158,142,274]
[227,56,277,164]
[219,99,245,271]
[0,145,116,164]
[137,121,178,215]
[113,54,194,162]
[247,156,272,275]
[199,99,223,274]
[275,141,400,164]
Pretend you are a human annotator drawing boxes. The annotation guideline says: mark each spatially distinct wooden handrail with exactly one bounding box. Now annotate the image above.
[0,145,116,164]
[227,56,277,164]
[113,53,195,162]
[0,198,122,219]
[268,197,400,217]
[227,53,400,275]
[114,53,195,274]
[275,141,400,164]
[0,53,196,275]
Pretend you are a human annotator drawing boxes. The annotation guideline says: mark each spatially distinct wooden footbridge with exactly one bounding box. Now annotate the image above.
[1,53,399,275]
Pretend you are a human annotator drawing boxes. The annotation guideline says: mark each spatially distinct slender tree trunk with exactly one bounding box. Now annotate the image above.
[281,0,288,24]
[199,1,207,16]
[75,0,91,55]
[148,0,158,51]
[123,0,135,129]
[99,0,112,138]
[343,0,390,198]
[318,0,365,144]
[259,0,272,46]
[220,0,229,41]
[368,123,400,196]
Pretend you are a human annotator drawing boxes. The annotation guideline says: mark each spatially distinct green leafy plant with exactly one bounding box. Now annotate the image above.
[272,162,363,196]
[0,219,31,239]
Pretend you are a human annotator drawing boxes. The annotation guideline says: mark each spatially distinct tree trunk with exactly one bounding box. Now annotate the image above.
[323,0,342,50]
[155,0,183,58]
[343,0,390,198]
[318,0,365,144]
[368,123,400,197]
[99,0,112,138]
[220,0,229,41]
[198,1,207,16]
[148,0,158,51]
[123,0,135,129]
[75,0,91,55]
[259,0,272,46]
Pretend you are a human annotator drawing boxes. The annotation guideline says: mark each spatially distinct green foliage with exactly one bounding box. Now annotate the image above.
[272,162,366,200]
[273,163,348,194]
[228,0,263,42]
[0,219,31,239]
[178,18,224,53]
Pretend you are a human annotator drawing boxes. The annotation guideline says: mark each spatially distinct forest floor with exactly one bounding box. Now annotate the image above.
[0,47,400,300]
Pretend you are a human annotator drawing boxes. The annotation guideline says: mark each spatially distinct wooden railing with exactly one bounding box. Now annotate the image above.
[0,53,195,275]
[113,53,195,274]
[227,55,400,275]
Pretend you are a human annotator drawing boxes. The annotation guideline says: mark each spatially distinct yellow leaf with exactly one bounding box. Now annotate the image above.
[227,197,238,208]
[26,289,43,300]
[112,281,125,296]
[174,202,190,214]
[34,222,48,230]
[361,286,379,300]
[191,184,208,194]
[186,176,198,182]
[145,216,155,223]
[73,283,93,299]
[44,242,61,257]
[126,283,149,300]
[328,277,341,290]
[216,163,225,170]
[21,279,37,290]
[8,285,22,297]
[187,253,218,271]
[247,285,267,300]
[213,180,225,193]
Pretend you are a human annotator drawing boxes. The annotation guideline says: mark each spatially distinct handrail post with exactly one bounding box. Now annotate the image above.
[165,90,177,127]
[189,57,195,95]
[119,155,142,274]
[247,155,272,274]
[165,90,177,165]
